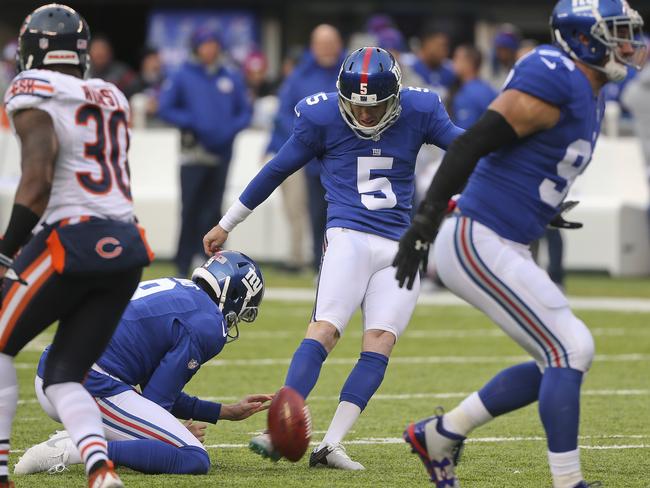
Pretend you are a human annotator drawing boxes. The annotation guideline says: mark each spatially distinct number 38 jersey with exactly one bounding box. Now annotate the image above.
[458,45,605,244]
[4,69,134,225]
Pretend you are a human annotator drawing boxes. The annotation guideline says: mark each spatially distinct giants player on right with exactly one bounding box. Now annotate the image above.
[394,1,645,487]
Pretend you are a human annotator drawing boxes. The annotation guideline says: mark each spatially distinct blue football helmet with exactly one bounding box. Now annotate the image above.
[191,251,264,342]
[337,47,402,139]
[551,0,646,82]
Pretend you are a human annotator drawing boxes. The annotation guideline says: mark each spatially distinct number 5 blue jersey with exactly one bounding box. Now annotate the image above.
[458,45,605,244]
[239,88,462,241]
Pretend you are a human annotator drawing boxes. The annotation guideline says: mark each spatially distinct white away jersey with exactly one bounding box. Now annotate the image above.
[4,69,135,224]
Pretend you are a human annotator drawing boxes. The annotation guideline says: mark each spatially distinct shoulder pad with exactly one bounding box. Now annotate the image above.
[294,91,339,126]
[4,69,56,114]
[399,86,443,114]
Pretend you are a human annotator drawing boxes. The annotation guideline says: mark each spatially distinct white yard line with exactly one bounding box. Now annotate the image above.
[265,288,650,312]
[199,389,649,403]
[201,434,650,450]
[12,353,650,370]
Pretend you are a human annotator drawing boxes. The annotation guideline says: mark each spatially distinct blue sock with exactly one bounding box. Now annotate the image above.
[108,441,209,474]
[339,351,389,411]
[478,361,542,417]
[284,339,328,399]
[539,367,583,452]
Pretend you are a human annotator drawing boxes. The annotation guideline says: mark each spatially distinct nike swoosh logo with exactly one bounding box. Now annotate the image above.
[541,57,557,70]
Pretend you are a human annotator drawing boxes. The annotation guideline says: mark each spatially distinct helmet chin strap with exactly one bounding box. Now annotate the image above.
[602,52,628,82]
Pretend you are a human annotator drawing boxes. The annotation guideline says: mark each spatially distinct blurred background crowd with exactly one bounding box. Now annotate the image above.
[1,0,649,284]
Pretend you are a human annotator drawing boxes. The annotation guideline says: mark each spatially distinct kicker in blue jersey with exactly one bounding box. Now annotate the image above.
[238,86,463,241]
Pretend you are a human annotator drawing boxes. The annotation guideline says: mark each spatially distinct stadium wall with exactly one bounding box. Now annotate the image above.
[0,128,648,276]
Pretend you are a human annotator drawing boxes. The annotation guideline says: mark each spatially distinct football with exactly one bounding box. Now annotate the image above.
[267,386,312,462]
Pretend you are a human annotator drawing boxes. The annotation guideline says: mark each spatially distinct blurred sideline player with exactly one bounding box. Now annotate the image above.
[204,47,463,469]
[0,5,158,488]
[394,1,645,487]
[15,252,270,475]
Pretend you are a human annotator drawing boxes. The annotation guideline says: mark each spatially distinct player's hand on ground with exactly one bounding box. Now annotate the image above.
[203,224,229,255]
[220,394,274,421]
[183,419,208,444]
[393,205,442,290]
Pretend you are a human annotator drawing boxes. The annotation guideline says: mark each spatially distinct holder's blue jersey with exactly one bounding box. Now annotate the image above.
[38,278,227,420]
[239,88,462,241]
[458,45,605,244]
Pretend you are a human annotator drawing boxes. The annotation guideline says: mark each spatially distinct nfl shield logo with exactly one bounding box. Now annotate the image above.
[39,38,49,50]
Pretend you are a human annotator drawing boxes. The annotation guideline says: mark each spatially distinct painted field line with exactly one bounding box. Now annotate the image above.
[201,389,649,403]
[13,353,650,370]
[265,288,650,312]
[202,353,650,367]
[203,434,650,450]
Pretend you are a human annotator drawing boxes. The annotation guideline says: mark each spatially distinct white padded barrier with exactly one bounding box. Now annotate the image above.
[1,129,649,276]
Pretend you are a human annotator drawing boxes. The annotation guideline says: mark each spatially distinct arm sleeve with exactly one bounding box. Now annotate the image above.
[239,130,319,210]
[424,94,465,149]
[505,53,571,107]
[4,74,56,119]
[171,392,222,424]
[157,74,193,130]
[141,322,201,412]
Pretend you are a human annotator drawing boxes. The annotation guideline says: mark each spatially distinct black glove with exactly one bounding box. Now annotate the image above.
[393,202,446,290]
[549,200,583,230]
[0,252,27,287]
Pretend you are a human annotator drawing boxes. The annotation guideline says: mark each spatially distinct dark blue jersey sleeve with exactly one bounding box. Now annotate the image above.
[172,392,222,424]
[424,95,464,149]
[239,119,320,209]
[141,321,203,412]
[505,50,572,107]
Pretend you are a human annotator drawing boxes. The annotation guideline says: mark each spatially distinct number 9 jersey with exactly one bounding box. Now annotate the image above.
[457,45,606,244]
[3,68,134,225]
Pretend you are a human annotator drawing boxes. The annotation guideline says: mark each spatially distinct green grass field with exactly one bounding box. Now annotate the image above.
[7,262,650,487]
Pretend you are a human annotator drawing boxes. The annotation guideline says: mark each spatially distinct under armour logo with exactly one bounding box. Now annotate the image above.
[242,268,263,296]
[414,240,429,251]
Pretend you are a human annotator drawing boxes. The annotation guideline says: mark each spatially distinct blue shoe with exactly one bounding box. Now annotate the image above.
[403,415,465,487]
[573,482,602,488]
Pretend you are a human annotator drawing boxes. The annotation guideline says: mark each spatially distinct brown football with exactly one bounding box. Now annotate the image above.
[267,386,312,462]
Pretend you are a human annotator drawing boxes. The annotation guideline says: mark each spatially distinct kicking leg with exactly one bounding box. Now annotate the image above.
[312,245,420,470]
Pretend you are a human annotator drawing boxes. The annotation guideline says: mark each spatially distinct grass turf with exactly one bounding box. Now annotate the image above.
[7,261,650,487]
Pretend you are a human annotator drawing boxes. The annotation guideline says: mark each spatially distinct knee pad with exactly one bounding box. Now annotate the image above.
[563,316,595,373]
[178,446,210,475]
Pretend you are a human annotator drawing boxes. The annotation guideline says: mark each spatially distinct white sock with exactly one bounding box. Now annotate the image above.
[44,382,108,475]
[548,449,583,488]
[443,392,493,437]
[0,353,18,480]
[320,401,361,447]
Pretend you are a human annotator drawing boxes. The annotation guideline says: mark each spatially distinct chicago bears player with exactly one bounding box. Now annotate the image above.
[203,47,463,470]
[0,5,155,488]
[14,252,270,476]
[394,1,645,487]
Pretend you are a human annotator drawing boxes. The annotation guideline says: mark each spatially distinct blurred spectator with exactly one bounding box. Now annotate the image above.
[266,24,345,271]
[158,26,252,276]
[366,14,396,35]
[129,47,165,128]
[516,39,539,61]
[447,44,497,129]
[404,26,455,95]
[376,27,426,88]
[88,35,139,97]
[622,38,650,225]
[488,25,521,90]
[0,39,16,129]
[244,51,274,99]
